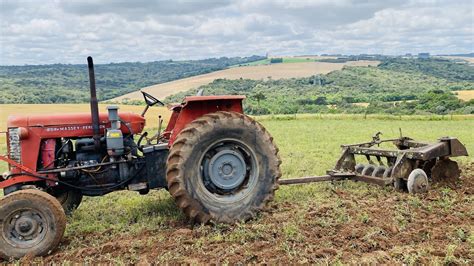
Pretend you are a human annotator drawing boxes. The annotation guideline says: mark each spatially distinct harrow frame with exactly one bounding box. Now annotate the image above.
[279,134,468,192]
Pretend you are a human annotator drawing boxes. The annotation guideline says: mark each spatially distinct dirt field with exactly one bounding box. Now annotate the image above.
[454,90,474,101]
[111,61,379,102]
[1,112,472,264]
[18,163,474,264]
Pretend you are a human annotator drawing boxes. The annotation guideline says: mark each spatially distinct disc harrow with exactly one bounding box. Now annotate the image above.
[279,133,468,193]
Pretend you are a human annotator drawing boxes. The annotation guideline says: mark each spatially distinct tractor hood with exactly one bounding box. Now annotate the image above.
[7,112,145,134]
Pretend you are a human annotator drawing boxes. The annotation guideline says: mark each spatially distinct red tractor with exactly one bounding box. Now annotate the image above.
[0,57,281,259]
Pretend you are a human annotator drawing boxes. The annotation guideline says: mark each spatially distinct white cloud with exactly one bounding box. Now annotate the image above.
[0,0,472,65]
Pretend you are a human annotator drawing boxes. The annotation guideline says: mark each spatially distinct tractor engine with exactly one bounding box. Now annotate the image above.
[5,106,151,196]
[46,107,144,195]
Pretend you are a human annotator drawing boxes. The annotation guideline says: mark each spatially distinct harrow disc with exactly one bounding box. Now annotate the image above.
[355,164,364,174]
[407,169,429,194]
[372,166,386,178]
[431,158,461,182]
[361,165,375,176]
[382,166,393,179]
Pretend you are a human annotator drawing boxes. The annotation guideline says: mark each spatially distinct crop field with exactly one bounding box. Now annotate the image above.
[440,56,474,64]
[112,60,379,102]
[1,105,473,264]
[235,56,338,66]
[454,90,474,101]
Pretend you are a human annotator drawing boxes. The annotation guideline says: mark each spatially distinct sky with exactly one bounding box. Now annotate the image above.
[0,0,473,65]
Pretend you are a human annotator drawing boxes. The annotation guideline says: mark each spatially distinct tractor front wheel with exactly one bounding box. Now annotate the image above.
[166,111,281,224]
[0,189,66,259]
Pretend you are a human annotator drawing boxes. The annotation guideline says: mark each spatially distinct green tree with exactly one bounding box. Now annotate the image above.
[252,85,267,107]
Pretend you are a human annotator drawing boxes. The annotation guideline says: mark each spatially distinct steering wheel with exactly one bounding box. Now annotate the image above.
[141,91,164,107]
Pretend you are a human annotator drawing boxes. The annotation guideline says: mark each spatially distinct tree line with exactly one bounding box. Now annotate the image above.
[166,58,474,115]
[0,56,265,104]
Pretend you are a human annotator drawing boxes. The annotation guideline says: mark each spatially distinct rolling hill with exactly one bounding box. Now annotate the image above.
[0,56,265,104]
[111,60,379,102]
[165,58,474,115]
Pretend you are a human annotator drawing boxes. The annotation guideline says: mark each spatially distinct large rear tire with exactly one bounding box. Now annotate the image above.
[166,111,281,224]
[0,189,66,259]
[51,189,83,215]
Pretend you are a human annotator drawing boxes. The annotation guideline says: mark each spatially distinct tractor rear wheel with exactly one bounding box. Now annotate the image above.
[166,111,281,224]
[0,189,66,259]
[51,188,83,215]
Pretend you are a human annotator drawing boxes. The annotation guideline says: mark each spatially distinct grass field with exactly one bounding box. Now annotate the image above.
[235,56,331,66]
[111,60,379,102]
[454,90,474,101]
[1,104,473,263]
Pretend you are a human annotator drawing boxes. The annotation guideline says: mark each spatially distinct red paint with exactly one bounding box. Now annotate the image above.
[163,105,181,139]
[0,154,37,174]
[41,139,56,169]
[0,155,42,189]
[8,112,145,133]
[0,175,43,188]
[41,139,57,186]
[168,95,245,145]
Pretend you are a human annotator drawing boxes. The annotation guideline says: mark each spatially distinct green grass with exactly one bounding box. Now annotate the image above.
[263,114,473,178]
[233,57,315,67]
[2,114,472,174]
[64,116,472,235]
[281,57,315,63]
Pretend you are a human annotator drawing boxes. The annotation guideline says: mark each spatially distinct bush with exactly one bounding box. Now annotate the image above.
[270,58,283,64]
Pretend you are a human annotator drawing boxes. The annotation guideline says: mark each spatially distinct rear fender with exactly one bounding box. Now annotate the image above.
[164,96,245,146]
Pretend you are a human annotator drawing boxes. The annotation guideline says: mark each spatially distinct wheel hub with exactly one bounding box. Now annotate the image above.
[16,217,37,236]
[4,210,46,246]
[412,176,428,192]
[407,169,429,194]
[208,149,247,190]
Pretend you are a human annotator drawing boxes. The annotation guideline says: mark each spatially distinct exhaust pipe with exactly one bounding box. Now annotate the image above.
[87,56,101,149]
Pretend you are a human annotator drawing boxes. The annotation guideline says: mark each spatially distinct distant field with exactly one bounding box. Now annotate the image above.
[352,100,419,108]
[235,56,338,66]
[440,56,474,64]
[454,90,474,101]
[112,60,379,102]
[238,58,312,66]
[234,55,337,67]
[352,102,370,107]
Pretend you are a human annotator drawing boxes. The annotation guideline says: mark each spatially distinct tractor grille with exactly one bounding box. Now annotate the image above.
[8,128,21,163]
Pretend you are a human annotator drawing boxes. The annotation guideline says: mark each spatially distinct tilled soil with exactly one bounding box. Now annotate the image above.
[16,163,474,264]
